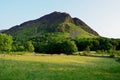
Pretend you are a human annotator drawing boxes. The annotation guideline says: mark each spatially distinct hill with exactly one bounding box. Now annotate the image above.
[3,11,99,40]
[0,29,7,33]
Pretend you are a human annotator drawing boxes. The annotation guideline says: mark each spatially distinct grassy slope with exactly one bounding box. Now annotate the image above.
[0,54,120,80]
[9,22,97,40]
[66,23,97,38]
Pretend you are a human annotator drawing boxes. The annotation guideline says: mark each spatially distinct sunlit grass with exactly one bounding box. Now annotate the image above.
[0,54,99,64]
[0,54,120,80]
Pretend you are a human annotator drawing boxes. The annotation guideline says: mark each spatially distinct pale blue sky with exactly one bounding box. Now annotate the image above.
[0,0,120,38]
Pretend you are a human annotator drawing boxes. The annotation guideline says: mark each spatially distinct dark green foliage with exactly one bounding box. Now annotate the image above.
[45,41,62,54]
[97,38,113,50]
[110,39,119,50]
[33,39,78,54]
[20,36,120,55]
[0,33,13,52]
[12,40,25,52]
[12,40,34,52]
[24,41,34,52]
[74,38,92,51]
[85,46,90,53]
[116,39,120,50]
[60,40,78,55]
[34,42,47,53]
[90,39,100,51]
[17,46,25,52]
[12,45,25,52]
[116,58,120,62]
[74,37,118,52]
[109,54,115,58]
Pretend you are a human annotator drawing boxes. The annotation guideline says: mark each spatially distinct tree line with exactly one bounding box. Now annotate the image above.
[1,33,120,55]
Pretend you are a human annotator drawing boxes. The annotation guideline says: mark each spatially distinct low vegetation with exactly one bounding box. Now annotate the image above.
[1,33,120,56]
[0,54,120,80]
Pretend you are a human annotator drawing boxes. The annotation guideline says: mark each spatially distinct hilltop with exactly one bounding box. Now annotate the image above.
[3,11,99,40]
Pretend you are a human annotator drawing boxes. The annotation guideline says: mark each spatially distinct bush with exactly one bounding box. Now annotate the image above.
[109,54,115,58]
[0,33,13,52]
[44,40,78,54]
[116,58,120,63]
[61,40,78,55]
[34,42,47,53]
[45,41,62,54]
[24,41,34,52]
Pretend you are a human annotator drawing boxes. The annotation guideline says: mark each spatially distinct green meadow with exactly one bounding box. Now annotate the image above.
[0,54,120,80]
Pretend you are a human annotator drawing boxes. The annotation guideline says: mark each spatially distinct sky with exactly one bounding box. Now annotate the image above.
[0,0,120,38]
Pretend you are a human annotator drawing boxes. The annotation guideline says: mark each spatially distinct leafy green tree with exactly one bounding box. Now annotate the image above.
[85,46,90,53]
[116,40,120,50]
[34,42,47,53]
[61,40,78,55]
[90,39,100,51]
[17,46,25,51]
[44,40,78,54]
[12,40,26,52]
[110,39,118,50]
[24,41,34,52]
[0,33,13,52]
[98,38,113,50]
[74,38,91,51]
[45,40,62,54]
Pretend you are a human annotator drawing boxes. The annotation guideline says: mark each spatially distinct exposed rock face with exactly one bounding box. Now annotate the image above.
[39,11,74,24]
[73,18,99,36]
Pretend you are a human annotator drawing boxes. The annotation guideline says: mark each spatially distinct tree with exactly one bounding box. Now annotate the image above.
[110,39,118,50]
[98,38,112,51]
[60,40,78,55]
[0,33,13,52]
[34,42,47,53]
[45,40,62,54]
[116,39,120,50]
[90,39,99,51]
[85,46,90,53]
[74,38,91,51]
[24,41,34,52]
[44,40,78,54]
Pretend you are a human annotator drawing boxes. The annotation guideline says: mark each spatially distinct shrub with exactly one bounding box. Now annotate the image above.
[60,40,78,55]
[45,40,78,54]
[109,54,115,58]
[0,33,13,52]
[24,41,34,52]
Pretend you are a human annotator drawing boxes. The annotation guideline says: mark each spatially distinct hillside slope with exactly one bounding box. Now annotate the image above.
[3,11,99,40]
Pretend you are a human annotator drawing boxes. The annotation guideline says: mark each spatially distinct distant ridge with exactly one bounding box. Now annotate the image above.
[0,29,7,33]
[73,18,99,36]
[3,11,99,39]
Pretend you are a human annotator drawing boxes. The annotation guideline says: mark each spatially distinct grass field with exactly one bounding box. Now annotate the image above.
[0,54,120,80]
